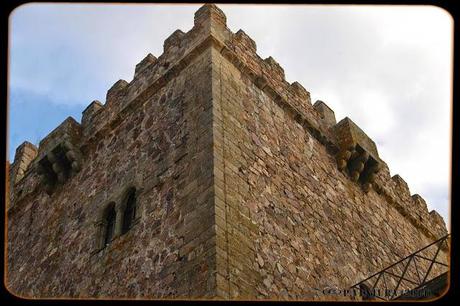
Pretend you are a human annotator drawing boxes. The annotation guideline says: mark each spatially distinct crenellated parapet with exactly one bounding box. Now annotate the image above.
[9,3,447,240]
[9,5,227,199]
[105,79,129,119]
[218,24,338,149]
[264,56,285,83]
[370,162,448,240]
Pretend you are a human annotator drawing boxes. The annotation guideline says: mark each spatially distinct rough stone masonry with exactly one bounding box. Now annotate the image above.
[6,4,449,300]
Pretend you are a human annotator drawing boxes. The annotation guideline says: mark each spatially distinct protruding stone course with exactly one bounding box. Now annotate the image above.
[333,117,382,191]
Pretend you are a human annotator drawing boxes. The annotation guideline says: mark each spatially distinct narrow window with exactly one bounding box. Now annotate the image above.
[104,204,116,246]
[122,188,136,234]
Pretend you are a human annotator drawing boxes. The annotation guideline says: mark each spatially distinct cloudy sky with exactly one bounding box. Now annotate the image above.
[8,4,452,226]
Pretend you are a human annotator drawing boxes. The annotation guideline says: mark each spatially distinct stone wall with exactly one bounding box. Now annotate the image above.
[211,46,448,299]
[7,27,218,298]
[208,5,448,300]
[7,4,448,300]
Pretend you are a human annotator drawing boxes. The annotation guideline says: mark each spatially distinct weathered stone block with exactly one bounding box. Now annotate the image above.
[333,117,382,189]
[429,210,448,236]
[194,4,227,28]
[38,117,82,155]
[234,30,257,53]
[82,100,104,127]
[10,141,38,187]
[264,56,285,80]
[164,30,185,52]
[411,194,428,214]
[106,79,128,107]
[134,53,157,76]
[333,117,379,161]
[290,82,311,105]
[313,100,336,128]
[392,174,411,199]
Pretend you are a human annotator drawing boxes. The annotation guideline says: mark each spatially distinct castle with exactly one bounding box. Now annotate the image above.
[6,4,449,300]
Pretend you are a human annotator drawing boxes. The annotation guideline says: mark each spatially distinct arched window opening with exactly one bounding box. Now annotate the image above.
[122,188,136,234]
[104,204,116,246]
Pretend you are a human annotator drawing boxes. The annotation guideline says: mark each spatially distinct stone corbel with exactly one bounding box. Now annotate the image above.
[62,139,83,172]
[36,137,83,194]
[333,118,383,192]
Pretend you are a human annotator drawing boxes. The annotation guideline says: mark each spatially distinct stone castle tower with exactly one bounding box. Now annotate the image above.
[7,4,449,300]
